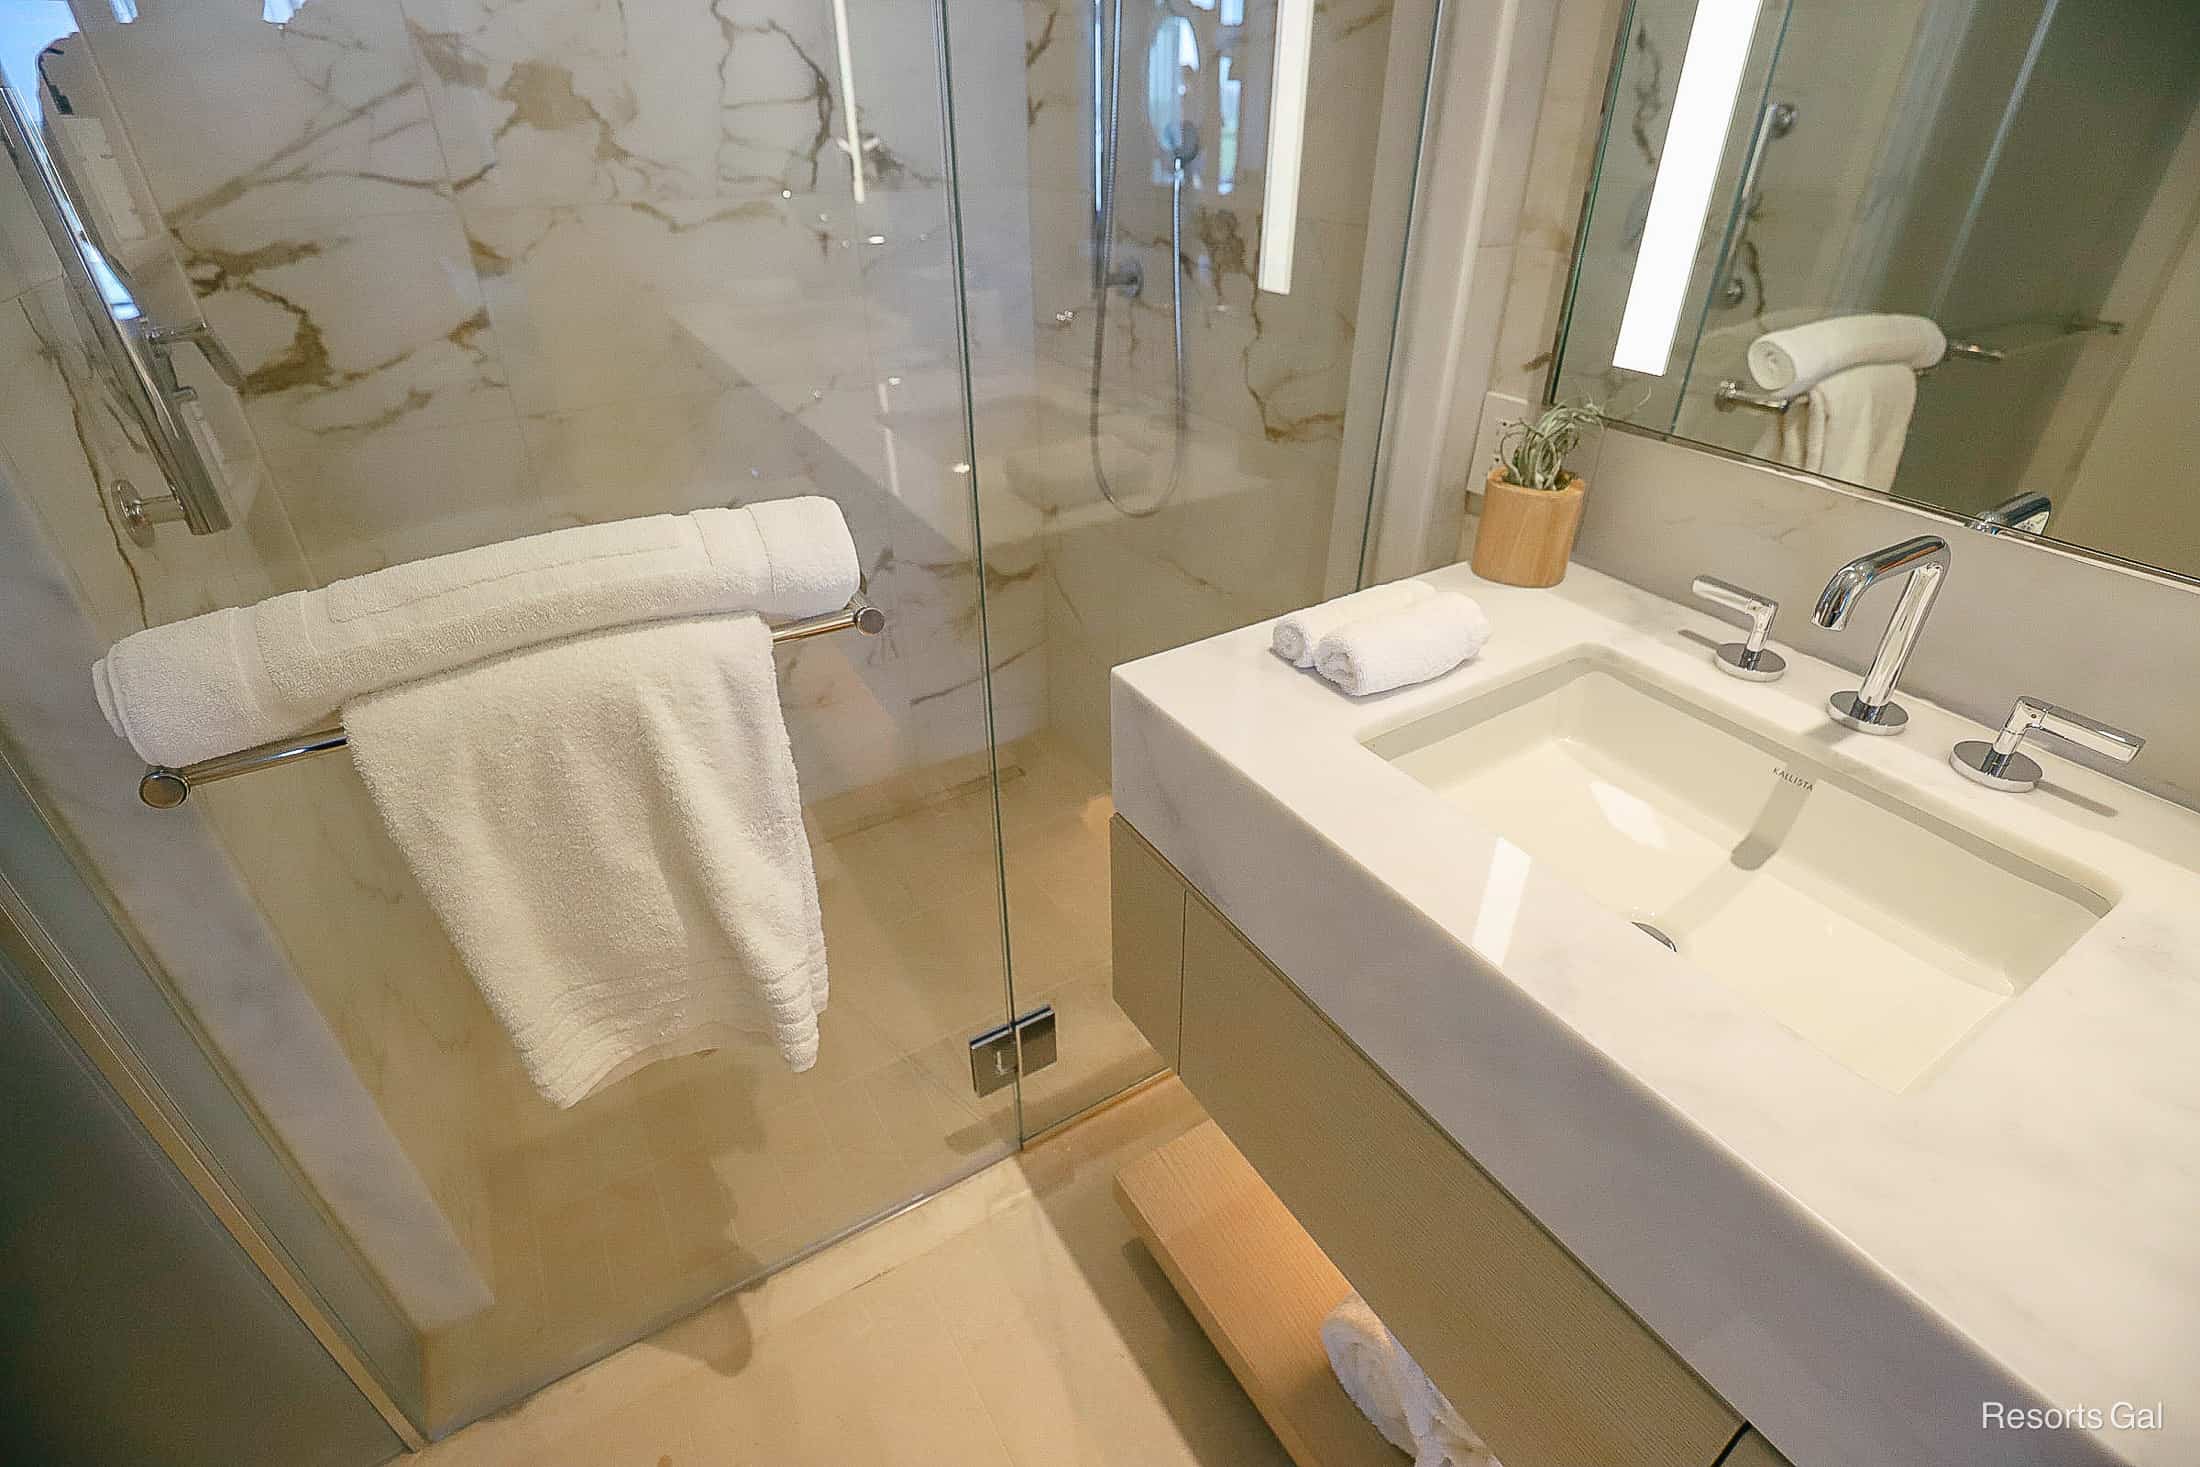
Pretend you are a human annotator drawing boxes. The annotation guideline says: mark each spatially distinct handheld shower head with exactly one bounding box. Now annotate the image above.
[1164,120,1201,166]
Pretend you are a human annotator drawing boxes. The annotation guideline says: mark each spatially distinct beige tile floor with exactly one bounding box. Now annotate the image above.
[422,735,1163,1428]
[411,1078,1293,1467]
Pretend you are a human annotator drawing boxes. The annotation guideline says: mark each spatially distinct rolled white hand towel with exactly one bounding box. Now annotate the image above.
[1322,1293,1501,1467]
[92,497,858,769]
[1319,1294,1415,1456]
[1313,592,1490,697]
[1271,579,1434,667]
[1402,1358,1500,1467]
[1746,313,1945,394]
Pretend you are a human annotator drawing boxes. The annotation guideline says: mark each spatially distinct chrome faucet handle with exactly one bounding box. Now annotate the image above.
[1951,696,2144,792]
[1690,575,1786,681]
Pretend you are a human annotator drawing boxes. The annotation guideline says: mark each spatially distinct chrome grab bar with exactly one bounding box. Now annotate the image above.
[136,593,889,808]
[0,67,234,538]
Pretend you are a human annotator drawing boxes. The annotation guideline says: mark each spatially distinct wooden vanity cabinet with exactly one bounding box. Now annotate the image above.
[1110,815,1763,1467]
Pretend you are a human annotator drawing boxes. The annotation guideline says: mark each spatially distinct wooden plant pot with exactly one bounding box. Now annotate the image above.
[1469,466,1587,587]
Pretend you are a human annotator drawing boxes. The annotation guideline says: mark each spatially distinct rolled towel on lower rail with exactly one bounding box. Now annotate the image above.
[1313,592,1491,697]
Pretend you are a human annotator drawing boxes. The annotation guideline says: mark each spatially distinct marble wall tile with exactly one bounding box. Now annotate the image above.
[398,0,930,208]
[1033,194,1367,452]
[462,199,800,414]
[1017,0,1089,197]
[265,413,540,581]
[519,388,821,520]
[73,0,450,228]
[953,180,1040,377]
[177,203,516,457]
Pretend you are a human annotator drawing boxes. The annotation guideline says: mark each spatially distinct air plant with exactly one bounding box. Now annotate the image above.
[1494,401,1603,490]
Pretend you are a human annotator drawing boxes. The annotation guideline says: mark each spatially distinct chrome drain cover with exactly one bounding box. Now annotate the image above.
[1632,920,1678,953]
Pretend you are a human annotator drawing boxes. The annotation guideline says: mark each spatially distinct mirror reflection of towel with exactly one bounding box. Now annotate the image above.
[1776,363,1917,490]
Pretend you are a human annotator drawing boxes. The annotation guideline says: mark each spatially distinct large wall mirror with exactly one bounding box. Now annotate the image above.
[1553,0,2200,584]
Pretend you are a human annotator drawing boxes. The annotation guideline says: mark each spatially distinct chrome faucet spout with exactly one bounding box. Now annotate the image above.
[1812,535,1948,629]
[1812,535,1950,735]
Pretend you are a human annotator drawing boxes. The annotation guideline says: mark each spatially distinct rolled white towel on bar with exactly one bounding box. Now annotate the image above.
[1746,313,1946,394]
[1271,578,1434,667]
[1313,592,1491,697]
[92,497,858,769]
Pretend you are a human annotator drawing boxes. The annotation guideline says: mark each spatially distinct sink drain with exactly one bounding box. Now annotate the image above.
[1632,920,1678,953]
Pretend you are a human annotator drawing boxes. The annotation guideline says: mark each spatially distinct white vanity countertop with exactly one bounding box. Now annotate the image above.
[1111,561,2200,1467]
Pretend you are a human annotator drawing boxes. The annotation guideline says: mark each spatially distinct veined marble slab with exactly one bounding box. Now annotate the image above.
[1113,560,2200,1467]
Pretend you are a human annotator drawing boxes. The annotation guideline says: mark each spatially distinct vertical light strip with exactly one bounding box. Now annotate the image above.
[1257,0,1314,294]
[1611,0,1765,374]
[830,0,866,204]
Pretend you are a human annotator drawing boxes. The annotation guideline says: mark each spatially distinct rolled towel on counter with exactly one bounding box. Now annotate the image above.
[1271,578,1434,668]
[93,497,859,769]
[1313,592,1491,697]
[1746,313,1946,394]
[1321,1292,1501,1467]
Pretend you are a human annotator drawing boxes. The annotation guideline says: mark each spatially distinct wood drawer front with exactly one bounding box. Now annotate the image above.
[1177,896,1741,1467]
[1110,816,1186,1067]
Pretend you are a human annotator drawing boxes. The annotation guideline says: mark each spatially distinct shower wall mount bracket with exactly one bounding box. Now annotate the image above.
[967,1004,1059,1098]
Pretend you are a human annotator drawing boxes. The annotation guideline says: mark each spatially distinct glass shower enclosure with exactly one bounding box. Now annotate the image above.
[0,0,1435,1441]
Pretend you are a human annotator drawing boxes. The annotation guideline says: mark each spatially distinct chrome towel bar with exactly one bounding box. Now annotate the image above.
[1712,318,2126,416]
[136,593,887,809]
[1712,338,2008,415]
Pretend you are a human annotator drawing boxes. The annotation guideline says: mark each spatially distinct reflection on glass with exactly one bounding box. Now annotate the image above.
[1146,14,1199,184]
[1258,0,1314,293]
[1611,0,1767,375]
[1217,56,1240,194]
[1559,0,2200,583]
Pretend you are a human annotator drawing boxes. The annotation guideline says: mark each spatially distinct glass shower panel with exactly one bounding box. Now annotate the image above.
[0,0,1019,1437]
[943,0,1439,1132]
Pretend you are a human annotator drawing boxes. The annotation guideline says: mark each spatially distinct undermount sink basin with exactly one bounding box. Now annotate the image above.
[1365,655,2112,1091]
